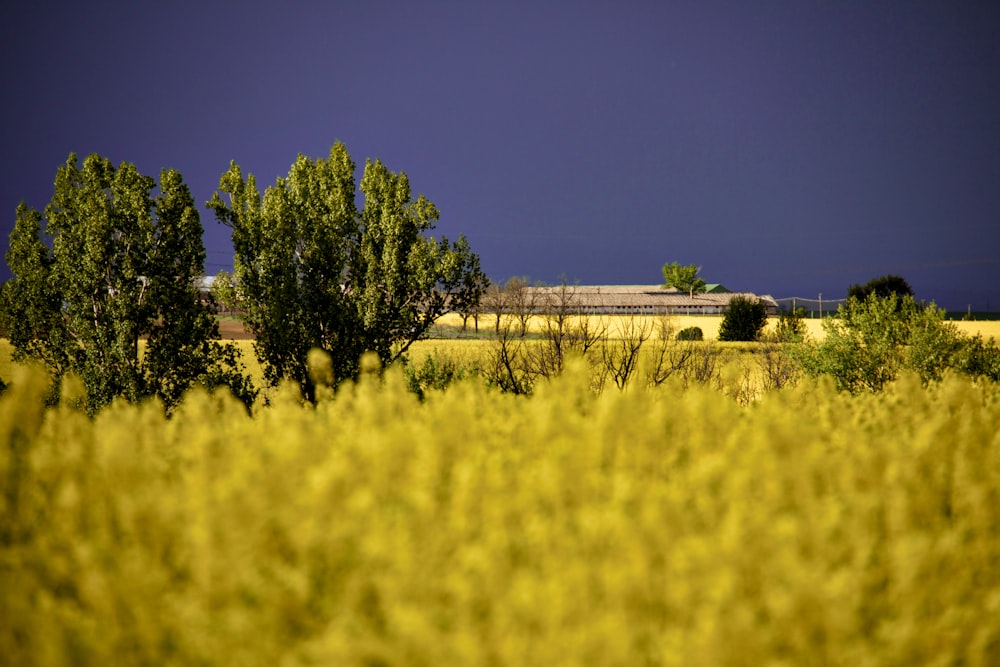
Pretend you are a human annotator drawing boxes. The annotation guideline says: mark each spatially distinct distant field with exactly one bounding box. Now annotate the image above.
[427,312,1000,343]
[794,317,1000,342]
[431,313,729,339]
[2,316,997,385]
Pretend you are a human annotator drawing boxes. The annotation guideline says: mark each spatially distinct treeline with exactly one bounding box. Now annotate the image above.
[0,144,487,412]
[3,149,999,413]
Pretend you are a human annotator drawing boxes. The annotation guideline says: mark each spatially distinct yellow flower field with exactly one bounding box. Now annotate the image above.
[430,312,1000,342]
[4,312,998,400]
[2,361,999,665]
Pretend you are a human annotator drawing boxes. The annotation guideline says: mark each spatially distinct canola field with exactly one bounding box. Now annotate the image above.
[2,361,999,666]
[428,312,1000,342]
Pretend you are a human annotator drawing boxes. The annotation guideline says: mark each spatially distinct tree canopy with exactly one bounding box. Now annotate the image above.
[847,274,914,302]
[662,262,707,299]
[798,293,960,393]
[718,295,768,342]
[0,153,253,412]
[207,142,487,397]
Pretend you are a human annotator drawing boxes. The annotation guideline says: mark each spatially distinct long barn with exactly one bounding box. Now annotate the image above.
[523,285,779,316]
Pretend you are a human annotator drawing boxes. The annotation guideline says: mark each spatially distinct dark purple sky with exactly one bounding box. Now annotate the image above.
[3,1,999,310]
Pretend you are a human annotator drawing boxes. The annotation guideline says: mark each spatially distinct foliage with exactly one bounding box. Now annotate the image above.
[797,293,967,393]
[661,261,706,298]
[718,295,768,341]
[404,350,479,400]
[0,154,254,413]
[952,333,1000,382]
[449,249,488,331]
[774,307,806,342]
[847,273,914,302]
[676,326,703,341]
[3,364,1000,665]
[208,143,487,398]
[208,269,242,313]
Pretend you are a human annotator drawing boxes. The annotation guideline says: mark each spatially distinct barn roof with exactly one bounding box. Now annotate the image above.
[526,285,777,310]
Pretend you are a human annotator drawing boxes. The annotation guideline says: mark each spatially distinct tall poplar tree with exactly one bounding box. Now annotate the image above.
[1,153,253,412]
[208,142,487,396]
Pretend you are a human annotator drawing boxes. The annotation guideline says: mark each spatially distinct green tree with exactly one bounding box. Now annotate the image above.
[208,143,487,397]
[847,274,914,302]
[1,204,65,378]
[0,153,254,412]
[676,327,703,341]
[774,307,806,342]
[448,236,488,332]
[209,269,243,313]
[797,293,963,393]
[718,295,768,341]
[953,334,1000,382]
[662,262,707,299]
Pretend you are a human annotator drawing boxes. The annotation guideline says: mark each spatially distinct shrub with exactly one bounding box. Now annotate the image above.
[718,296,768,341]
[676,326,703,341]
[774,307,806,342]
[404,351,477,399]
[954,334,1000,382]
[797,293,965,393]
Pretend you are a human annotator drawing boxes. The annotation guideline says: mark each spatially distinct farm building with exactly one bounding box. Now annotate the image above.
[522,285,779,316]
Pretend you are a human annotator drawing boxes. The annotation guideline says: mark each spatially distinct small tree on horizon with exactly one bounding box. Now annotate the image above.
[847,274,914,302]
[662,262,707,299]
[718,295,768,342]
[209,269,243,314]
